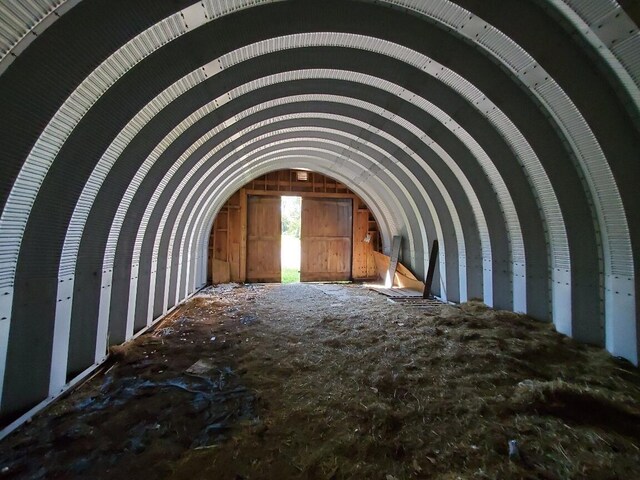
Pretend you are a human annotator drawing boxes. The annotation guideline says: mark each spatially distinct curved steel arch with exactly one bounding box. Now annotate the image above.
[147,133,428,305]
[0,7,613,310]
[185,148,430,296]
[45,36,544,395]
[54,32,535,288]
[0,0,639,431]
[166,136,441,306]
[0,1,631,295]
[64,62,540,384]
[2,1,638,115]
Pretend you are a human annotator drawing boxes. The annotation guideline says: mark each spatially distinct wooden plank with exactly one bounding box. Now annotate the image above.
[350,205,379,280]
[246,195,281,282]
[372,251,425,292]
[246,190,356,200]
[301,197,352,281]
[385,235,402,287]
[211,259,230,284]
[423,239,439,299]
[396,271,425,291]
[227,200,242,281]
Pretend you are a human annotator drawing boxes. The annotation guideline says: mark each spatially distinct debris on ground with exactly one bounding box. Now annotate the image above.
[1,283,639,480]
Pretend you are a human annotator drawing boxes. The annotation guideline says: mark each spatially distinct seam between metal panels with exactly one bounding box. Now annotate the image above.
[554,0,640,116]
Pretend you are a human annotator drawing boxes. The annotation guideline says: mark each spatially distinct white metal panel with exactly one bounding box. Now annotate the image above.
[0,286,12,407]
[49,274,74,397]
[606,275,637,364]
[553,269,573,336]
[180,2,207,30]
[94,269,112,363]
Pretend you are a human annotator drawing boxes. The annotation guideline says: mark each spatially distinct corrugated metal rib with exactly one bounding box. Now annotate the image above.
[122,67,508,285]
[536,80,633,275]
[0,0,278,292]
[383,0,632,277]
[613,35,640,91]
[551,0,640,128]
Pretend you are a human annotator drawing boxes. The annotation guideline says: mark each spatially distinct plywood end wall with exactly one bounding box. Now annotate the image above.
[208,170,381,283]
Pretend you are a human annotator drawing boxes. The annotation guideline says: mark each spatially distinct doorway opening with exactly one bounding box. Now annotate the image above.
[281,195,301,283]
[207,169,382,285]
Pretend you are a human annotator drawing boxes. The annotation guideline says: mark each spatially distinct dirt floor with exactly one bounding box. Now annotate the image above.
[1,283,640,480]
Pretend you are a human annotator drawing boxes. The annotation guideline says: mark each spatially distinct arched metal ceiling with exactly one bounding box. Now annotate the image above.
[0,0,638,432]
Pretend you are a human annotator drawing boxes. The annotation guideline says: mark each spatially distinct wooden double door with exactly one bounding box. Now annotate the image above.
[246,195,352,282]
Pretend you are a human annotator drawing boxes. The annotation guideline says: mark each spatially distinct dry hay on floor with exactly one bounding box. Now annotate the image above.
[1,285,639,480]
[169,287,640,480]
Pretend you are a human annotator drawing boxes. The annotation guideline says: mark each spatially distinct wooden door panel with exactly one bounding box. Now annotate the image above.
[246,195,281,282]
[301,198,352,282]
[352,209,378,279]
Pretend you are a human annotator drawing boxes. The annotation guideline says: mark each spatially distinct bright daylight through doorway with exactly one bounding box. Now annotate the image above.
[281,196,301,283]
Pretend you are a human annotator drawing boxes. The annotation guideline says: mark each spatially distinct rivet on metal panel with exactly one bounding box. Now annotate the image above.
[180,3,208,31]
[593,8,637,48]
